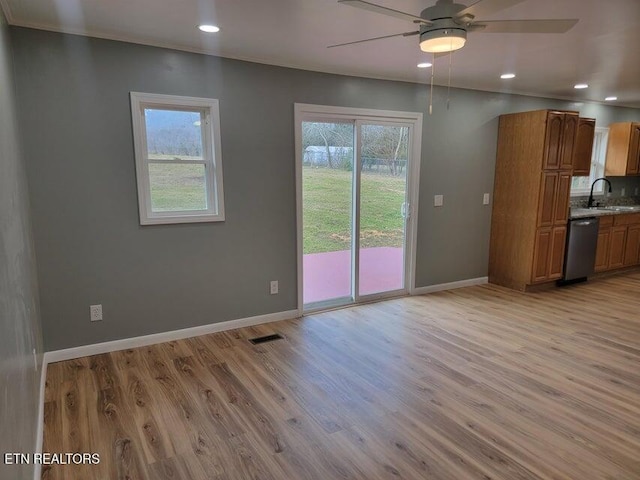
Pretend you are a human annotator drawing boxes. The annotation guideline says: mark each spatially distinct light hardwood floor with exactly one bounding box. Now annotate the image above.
[43,272,640,479]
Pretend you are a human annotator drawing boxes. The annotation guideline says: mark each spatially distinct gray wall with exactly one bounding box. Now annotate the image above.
[0,15,43,480]
[10,27,640,351]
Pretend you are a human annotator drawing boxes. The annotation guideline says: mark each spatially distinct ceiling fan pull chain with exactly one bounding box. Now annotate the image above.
[429,52,435,115]
[447,43,453,110]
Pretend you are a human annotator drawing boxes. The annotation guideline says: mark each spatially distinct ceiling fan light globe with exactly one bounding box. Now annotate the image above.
[419,29,467,53]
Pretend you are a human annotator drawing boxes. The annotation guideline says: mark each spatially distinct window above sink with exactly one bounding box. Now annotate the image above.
[571,127,608,197]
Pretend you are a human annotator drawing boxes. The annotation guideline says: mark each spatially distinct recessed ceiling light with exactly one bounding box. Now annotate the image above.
[417,62,432,68]
[500,73,516,79]
[198,25,220,33]
[605,96,618,101]
[574,84,589,89]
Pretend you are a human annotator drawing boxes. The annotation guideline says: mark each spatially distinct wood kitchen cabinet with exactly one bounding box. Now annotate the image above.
[594,214,640,272]
[594,215,613,272]
[532,227,566,282]
[490,110,577,291]
[608,226,627,269]
[605,122,640,176]
[594,229,611,272]
[543,111,579,170]
[572,118,596,176]
[624,225,640,266]
[537,171,572,228]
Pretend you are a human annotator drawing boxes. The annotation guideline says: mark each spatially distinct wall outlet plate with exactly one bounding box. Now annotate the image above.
[270,281,279,295]
[434,195,444,207]
[483,193,490,205]
[90,304,103,321]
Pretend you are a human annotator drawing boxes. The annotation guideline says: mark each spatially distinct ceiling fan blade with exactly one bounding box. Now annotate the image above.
[456,0,526,21]
[338,0,432,25]
[328,30,419,48]
[469,19,579,33]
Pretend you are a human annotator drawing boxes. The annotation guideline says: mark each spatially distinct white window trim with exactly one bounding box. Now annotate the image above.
[130,92,225,225]
[570,127,609,197]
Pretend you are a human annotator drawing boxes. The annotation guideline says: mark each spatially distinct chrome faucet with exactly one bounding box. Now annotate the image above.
[587,177,612,208]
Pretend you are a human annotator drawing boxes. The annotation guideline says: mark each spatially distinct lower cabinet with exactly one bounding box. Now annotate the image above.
[624,225,640,266]
[532,226,566,283]
[594,229,611,272]
[594,214,640,272]
[609,226,627,269]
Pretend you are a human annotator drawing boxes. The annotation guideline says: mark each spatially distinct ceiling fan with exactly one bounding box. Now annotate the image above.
[329,0,579,53]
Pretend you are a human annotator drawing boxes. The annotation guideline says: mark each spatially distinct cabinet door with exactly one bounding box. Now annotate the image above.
[572,118,595,176]
[627,123,640,175]
[554,173,572,225]
[532,228,552,282]
[594,228,611,272]
[549,227,567,279]
[608,226,627,269]
[537,172,558,227]
[560,114,579,170]
[623,225,640,266]
[543,112,564,170]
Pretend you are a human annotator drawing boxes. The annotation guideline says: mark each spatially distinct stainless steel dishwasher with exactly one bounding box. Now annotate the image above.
[562,217,600,282]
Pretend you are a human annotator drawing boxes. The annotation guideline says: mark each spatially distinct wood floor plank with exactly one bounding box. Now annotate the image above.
[43,271,640,479]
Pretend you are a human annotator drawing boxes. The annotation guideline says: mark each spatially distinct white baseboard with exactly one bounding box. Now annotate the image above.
[412,276,488,296]
[33,308,297,480]
[33,356,47,480]
[44,309,299,364]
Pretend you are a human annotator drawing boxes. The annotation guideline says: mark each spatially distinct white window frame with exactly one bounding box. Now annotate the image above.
[571,127,609,197]
[294,103,423,315]
[130,92,225,225]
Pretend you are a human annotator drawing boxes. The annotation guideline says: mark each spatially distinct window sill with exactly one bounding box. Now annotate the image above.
[140,213,225,225]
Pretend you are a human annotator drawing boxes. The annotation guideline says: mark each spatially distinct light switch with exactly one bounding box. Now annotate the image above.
[483,193,490,205]
[434,195,444,207]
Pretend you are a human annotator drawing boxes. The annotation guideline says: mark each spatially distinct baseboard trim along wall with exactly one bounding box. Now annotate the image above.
[412,276,488,296]
[33,358,48,480]
[44,309,300,364]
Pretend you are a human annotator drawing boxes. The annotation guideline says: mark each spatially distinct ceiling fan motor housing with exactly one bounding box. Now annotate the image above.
[420,0,469,22]
[418,0,470,52]
[419,19,468,52]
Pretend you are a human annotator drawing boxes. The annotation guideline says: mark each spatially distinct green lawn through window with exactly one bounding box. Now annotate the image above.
[303,167,406,254]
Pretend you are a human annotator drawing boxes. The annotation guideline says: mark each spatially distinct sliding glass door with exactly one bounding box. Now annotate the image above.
[297,105,421,312]
[301,121,355,307]
[358,123,409,297]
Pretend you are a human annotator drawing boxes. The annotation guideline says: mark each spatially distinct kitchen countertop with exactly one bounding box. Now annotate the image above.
[570,206,640,219]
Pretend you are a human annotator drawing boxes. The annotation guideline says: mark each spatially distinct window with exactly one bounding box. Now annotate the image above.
[130,92,224,225]
[571,127,608,197]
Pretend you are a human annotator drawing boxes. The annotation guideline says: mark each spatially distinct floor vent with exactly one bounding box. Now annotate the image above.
[249,333,284,345]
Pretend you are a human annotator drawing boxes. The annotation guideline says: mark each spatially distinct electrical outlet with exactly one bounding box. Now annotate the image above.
[270,281,279,295]
[434,195,444,207]
[32,349,37,372]
[483,193,490,205]
[90,304,103,321]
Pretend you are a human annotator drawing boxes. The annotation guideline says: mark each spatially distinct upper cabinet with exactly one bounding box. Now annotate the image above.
[605,122,640,176]
[543,111,579,170]
[572,118,596,176]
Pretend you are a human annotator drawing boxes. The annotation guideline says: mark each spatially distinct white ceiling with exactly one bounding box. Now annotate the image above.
[3,0,640,108]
